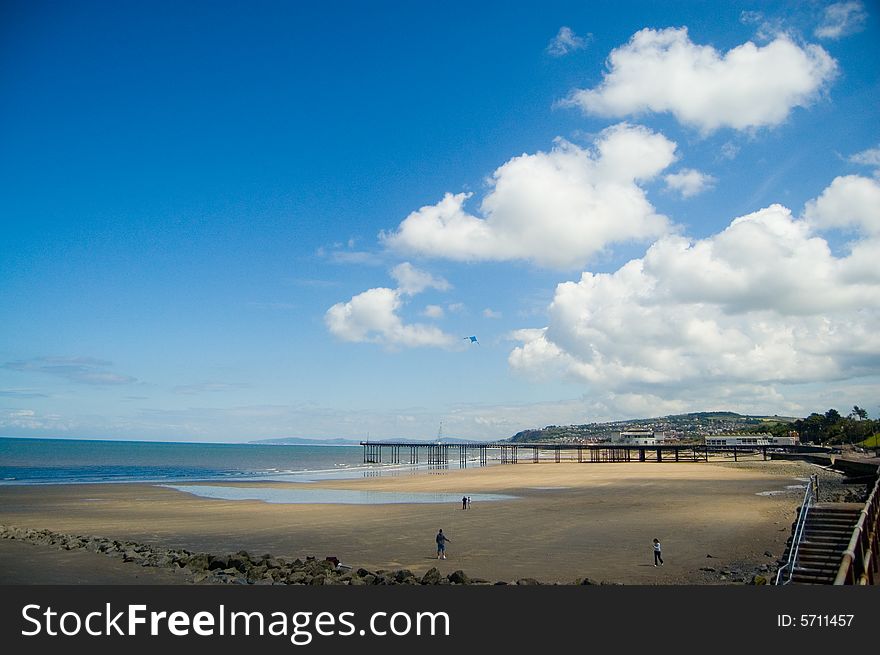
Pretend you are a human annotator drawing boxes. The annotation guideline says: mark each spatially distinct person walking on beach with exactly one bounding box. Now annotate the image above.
[436,529,450,559]
[466,496,471,509]
[462,495,467,510]
[653,538,664,566]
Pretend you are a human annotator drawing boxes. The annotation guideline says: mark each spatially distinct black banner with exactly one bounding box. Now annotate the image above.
[0,585,874,653]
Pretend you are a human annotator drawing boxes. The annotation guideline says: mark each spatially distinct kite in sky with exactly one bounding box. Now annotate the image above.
[463,336,479,345]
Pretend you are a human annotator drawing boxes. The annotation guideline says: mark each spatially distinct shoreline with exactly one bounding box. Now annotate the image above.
[0,459,853,585]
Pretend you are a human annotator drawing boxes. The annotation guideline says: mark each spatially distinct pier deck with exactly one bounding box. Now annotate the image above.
[360,441,820,468]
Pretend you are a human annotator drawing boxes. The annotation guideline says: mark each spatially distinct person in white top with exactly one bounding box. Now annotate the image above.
[653,538,664,566]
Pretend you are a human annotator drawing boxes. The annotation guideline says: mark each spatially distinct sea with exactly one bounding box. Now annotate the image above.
[0,437,512,504]
[0,437,376,486]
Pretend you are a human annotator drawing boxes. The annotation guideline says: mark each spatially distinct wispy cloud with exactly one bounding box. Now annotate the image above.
[245,301,298,311]
[316,245,385,266]
[849,144,880,168]
[423,304,445,319]
[546,26,590,57]
[173,382,250,395]
[0,388,49,399]
[2,357,137,385]
[285,278,340,288]
[815,1,867,40]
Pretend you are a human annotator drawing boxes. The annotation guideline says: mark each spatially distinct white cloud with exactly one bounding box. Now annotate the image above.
[325,263,457,349]
[815,1,868,39]
[509,183,880,406]
[564,27,837,133]
[664,168,717,198]
[382,123,676,268]
[423,304,445,319]
[849,145,880,168]
[482,308,502,319]
[547,26,590,57]
[390,262,451,295]
[325,287,456,348]
[803,175,880,235]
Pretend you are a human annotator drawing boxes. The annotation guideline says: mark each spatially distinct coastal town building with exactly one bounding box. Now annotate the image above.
[617,429,659,445]
[703,433,800,447]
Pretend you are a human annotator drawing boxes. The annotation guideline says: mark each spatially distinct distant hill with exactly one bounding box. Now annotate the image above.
[509,411,801,443]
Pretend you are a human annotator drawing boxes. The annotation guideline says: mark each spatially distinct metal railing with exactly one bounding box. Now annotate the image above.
[775,474,818,585]
[833,465,880,585]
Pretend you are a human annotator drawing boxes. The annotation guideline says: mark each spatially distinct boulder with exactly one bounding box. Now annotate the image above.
[420,568,442,585]
[207,555,229,571]
[394,569,415,584]
[287,572,308,585]
[447,570,470,585]
[186,554,211,571]
[227,555,250,573]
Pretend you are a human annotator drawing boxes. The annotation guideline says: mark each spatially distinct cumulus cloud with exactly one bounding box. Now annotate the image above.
[815,1,868,39]
[547,26,590,57]
[382,123,676,268]
[664,168,716,198]
[803,175,880,234]
[483,308,502,319]
[325,263,457,348]
[509,182,880,404]
[564,27,837,133]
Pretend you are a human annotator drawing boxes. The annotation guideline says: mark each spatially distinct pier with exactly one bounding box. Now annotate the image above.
[360,441,818,468]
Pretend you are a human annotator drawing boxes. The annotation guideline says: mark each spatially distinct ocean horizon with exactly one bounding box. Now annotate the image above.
[0,436,398,486]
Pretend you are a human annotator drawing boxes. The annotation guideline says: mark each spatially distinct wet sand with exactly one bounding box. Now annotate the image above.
[0,459,833,585]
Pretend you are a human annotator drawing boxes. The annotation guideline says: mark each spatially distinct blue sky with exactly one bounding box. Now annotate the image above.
[1,1,879,442]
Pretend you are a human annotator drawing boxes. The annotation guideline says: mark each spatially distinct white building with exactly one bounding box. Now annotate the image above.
[617,429,657,445]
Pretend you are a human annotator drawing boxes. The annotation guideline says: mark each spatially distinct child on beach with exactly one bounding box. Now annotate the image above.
[653,538,664,566]
[436,529,450,559]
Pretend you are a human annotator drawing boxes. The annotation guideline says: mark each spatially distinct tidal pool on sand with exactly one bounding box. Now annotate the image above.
[161,484,517,505]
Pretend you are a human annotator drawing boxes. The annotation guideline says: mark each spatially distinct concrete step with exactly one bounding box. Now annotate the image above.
[791,568,837,584]
[807,512,859,521]
[801,537,849,551]
[797,554,843,567]
[809,508,861,516]
[806,517,859,527]
[798,544,844,555]
[804,523,852,532]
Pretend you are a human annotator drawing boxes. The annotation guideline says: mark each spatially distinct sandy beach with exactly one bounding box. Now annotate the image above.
[0,459,841,585]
